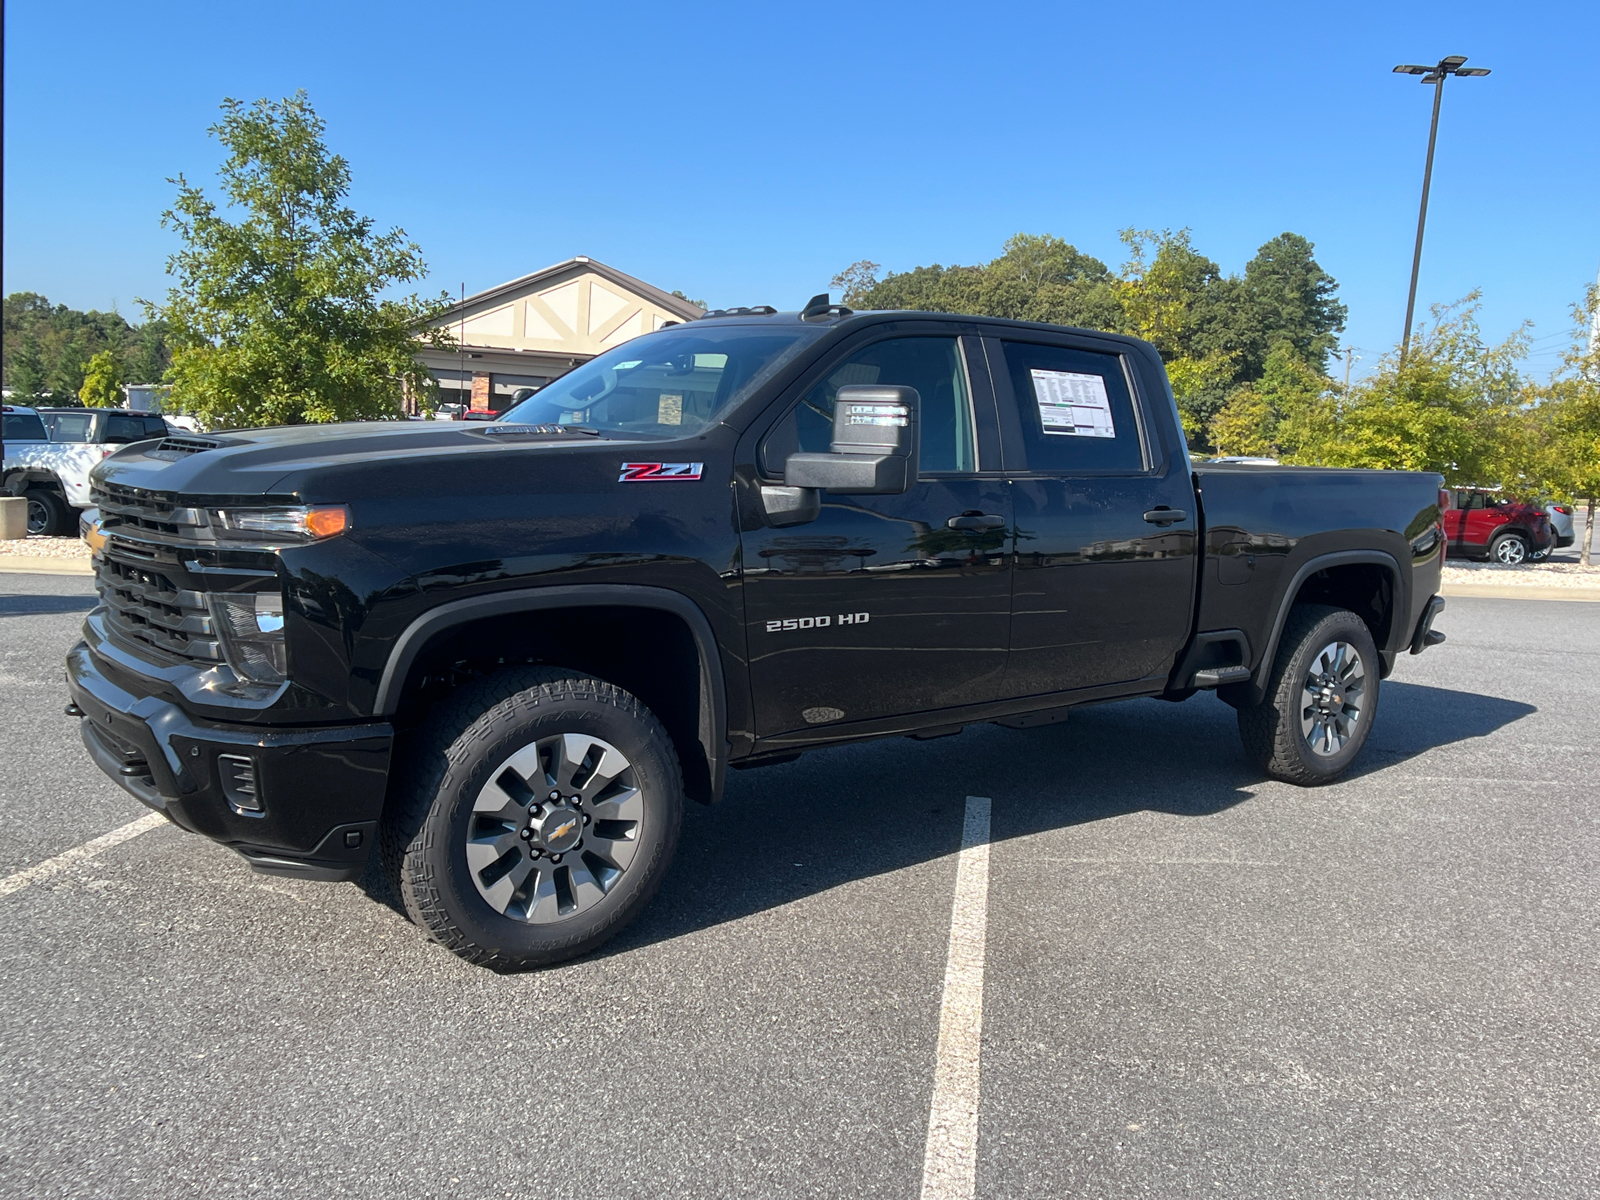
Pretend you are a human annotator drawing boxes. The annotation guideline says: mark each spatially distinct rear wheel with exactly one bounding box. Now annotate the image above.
[1238,604,1379,786]
[1489,531,1529,565]
[382,667,683,970]
[25,489,69,536]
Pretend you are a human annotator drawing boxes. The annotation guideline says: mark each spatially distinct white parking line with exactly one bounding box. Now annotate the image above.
[920,795,992,1200]
[0,812,167,898]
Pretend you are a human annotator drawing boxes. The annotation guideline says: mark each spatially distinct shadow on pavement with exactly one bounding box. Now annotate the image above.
[0,593,99,618]
[602,680,1536,959]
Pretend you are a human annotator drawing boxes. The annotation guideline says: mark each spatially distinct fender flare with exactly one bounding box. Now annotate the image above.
[373,584,728,803]
[1248,550,1405,701]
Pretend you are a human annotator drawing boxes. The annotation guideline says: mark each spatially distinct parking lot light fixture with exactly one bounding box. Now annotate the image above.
[1393,55,1492,368]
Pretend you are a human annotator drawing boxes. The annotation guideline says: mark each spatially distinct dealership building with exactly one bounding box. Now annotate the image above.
[415,257,704,414]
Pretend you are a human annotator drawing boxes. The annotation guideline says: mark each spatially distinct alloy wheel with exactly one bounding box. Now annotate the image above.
[465,733,643,923]
[1493,536,1527,565]
[1300,641,1366,756]
[26,498,49,535]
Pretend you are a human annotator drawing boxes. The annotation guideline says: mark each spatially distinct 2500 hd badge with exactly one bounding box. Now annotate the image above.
[767,612,870,632]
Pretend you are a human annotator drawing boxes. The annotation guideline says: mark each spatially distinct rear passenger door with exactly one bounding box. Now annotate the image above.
[982,335,1197,697]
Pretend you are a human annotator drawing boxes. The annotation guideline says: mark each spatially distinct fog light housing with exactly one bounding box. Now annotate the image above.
[218,754,264,814]
[211,592,288,684]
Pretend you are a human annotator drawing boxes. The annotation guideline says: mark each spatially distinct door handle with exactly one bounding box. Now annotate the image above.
[1143,508,1187,526]
[947,513,1006,531]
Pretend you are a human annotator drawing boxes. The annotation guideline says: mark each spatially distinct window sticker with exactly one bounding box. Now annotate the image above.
[658,394,683,425]
[1029,369,1116,438]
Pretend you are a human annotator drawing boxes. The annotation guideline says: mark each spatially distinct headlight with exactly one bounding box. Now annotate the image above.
[211,592,288,684]
[209,505,349,542]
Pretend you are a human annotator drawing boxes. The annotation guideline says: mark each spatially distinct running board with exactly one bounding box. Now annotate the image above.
[1192,665,1252,688]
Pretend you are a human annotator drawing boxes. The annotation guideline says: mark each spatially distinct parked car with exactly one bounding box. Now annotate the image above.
[3,406,174,534]
[1441,487,1553,564]
[67,301,1448,969]
[1531,503,1576,559]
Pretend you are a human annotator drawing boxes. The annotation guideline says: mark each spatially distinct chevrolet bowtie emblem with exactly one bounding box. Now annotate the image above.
[549,818,578,841]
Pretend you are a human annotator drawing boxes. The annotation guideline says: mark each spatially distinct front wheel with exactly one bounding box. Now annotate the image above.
[383,668,683,970]
[1489,532,1529,565]
[1237,604,1380,786]
[25,490,69,536]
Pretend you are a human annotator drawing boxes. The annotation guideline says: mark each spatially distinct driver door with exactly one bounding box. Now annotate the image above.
[738,331,1012,740]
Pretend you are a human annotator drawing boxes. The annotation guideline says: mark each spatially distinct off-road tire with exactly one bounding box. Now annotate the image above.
[26,489,69,536]
[1489,531,1529,565]
[1238,604,1380,786]
[381,667,683,970]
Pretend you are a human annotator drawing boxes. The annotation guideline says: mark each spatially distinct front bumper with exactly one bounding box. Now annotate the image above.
[67,641,393,881]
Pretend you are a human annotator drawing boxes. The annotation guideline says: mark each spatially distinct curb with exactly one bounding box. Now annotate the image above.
[0,558,95,577]
[1441,584,1600,603]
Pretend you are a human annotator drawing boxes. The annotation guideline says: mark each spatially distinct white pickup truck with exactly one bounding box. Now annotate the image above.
[2,405,174,535]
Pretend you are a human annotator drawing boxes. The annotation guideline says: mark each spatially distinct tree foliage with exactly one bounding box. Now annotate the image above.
[834,228,1346,450]
[2,292,170,403]
[78,350,124,407]
[147,92,453,428]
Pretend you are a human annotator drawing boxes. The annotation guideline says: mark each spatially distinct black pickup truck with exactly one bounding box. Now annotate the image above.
[66,301,1448,968]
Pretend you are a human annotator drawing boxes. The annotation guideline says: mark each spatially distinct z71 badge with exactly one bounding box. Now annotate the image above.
[619,462,703,482]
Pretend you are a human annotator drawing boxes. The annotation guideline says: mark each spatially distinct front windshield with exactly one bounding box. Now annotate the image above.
[498,323,827,437]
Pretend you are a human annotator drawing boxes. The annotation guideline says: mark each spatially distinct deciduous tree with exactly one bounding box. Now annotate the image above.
[147,92,453,428]
[78,350,123,407]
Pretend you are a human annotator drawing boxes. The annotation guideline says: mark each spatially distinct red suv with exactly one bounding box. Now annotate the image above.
[1443,487,1553,564]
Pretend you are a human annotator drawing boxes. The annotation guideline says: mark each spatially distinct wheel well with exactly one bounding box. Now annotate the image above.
[392,604,715,803]
[1291,563,1395,649]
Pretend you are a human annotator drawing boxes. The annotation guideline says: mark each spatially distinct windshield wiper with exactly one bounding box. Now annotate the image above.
[481,424,603,438]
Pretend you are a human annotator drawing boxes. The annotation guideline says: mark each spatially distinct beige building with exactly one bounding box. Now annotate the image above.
[416,257,705,414]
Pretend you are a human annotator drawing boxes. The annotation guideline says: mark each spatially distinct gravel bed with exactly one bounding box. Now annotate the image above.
[1442,560,1599,587]
[0,536,92,560]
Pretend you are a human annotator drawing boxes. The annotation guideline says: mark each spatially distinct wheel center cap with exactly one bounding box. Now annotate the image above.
[534,806,583,853]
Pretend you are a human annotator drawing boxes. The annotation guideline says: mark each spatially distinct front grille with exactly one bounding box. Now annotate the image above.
[89,483,277,668]
[97,554,222,663]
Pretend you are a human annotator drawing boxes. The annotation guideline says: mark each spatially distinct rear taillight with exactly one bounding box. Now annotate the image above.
[1438,488,1452,512]
[1556,505,1572,515]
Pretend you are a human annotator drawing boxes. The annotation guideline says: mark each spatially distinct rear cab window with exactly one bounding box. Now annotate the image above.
[995,341,1146,473]
[3,411,49,441]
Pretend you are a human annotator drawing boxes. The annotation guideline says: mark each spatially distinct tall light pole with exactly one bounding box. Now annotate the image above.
[1393,55,1492,367]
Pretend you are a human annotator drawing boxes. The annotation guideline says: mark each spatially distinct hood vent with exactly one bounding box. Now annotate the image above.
[147,436,228,460]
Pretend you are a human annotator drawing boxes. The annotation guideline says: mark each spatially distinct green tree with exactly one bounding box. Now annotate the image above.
[1210,344,1331,458]
[1519,285,1600,559]
[6,330,47,399]
[1241,232,1347,374]
[78,349,124,407]
[47,336,89,401]
[1299,294,1528,483]
[835,228,1346,451]
[147,92,453,428]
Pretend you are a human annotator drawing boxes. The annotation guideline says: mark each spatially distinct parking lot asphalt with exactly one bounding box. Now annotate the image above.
[1,572,1596,1199]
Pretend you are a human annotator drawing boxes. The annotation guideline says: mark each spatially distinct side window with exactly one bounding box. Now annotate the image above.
[144,418,170,438]
[760,336,974,476]
[999,341,1144,473]
[105,415,149,444]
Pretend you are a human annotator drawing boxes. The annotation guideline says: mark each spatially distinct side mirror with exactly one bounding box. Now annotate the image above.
[783,385,919,495]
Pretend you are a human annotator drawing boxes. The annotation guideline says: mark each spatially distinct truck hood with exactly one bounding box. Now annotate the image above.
[92,421,650,499]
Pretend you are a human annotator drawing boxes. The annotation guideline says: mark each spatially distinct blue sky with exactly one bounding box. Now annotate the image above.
[4,0,1596,379]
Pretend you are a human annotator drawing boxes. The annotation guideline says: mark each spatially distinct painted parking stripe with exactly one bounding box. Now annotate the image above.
[919,795,993,1200]
[0,812,167,898]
